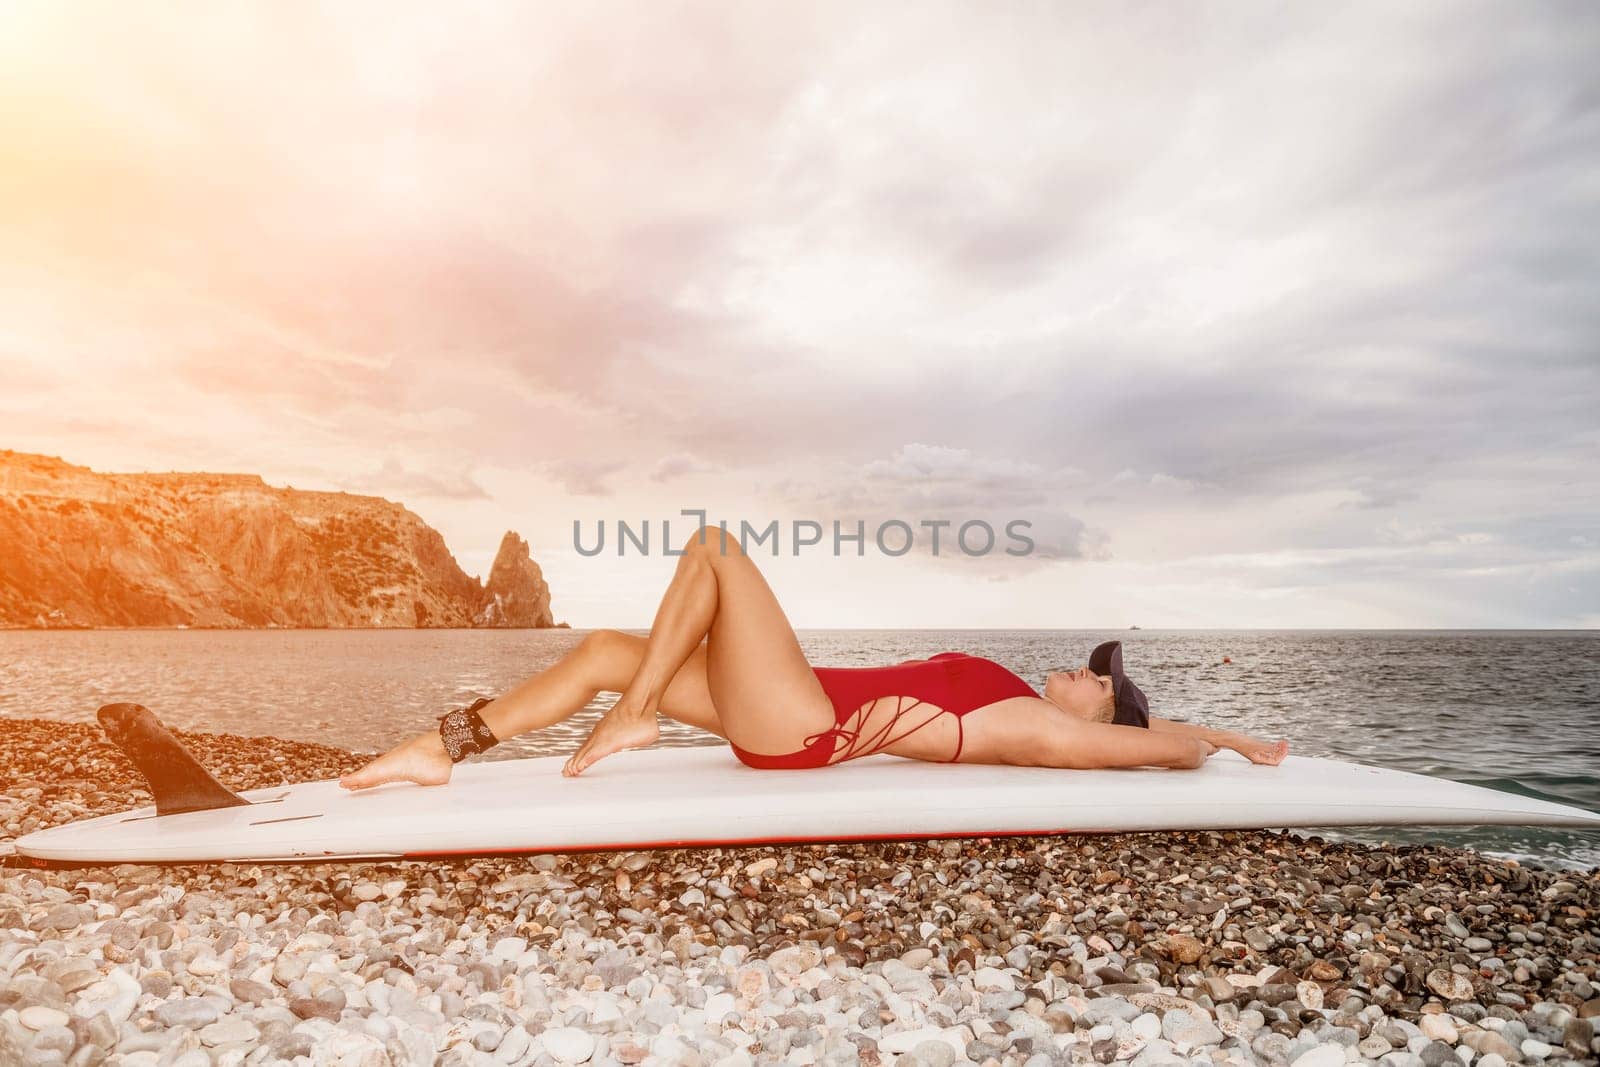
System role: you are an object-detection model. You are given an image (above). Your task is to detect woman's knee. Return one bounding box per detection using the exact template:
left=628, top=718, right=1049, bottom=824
left=577, top=628, right=634, bottom=660
left=681, top=525, right=746, bottom=559
left=575, top=629, right=642, bottom=687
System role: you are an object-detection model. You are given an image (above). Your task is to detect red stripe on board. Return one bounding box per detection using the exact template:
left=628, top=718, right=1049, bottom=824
left=12, top=825, right=1126, bottom=870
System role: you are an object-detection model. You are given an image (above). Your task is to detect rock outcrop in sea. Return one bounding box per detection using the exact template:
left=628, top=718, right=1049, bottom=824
left=0, top=450, right=563, bottom=629
left=473, top=532, right=555, bottom=628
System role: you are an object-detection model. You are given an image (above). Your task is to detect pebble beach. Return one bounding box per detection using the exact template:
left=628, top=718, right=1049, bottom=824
left=2, top=718, right=1596, bottom=1067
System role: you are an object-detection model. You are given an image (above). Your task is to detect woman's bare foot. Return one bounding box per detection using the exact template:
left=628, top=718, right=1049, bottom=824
left=1233, top=736, right=1290, bottom=766
left=339, top=731, right=454, bottom=791
left=563, top=705, right=660, bottom=778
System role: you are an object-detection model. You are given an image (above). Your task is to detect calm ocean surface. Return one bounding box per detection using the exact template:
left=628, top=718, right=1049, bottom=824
left=3, top=629, right=1596, bottom=873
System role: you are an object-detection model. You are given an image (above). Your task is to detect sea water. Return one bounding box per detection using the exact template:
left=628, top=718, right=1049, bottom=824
left=2, top=628, right=1596, bottom=872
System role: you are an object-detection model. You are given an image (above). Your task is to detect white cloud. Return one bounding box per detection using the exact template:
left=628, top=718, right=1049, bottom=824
left=1, top=1, right=1596, bottom=625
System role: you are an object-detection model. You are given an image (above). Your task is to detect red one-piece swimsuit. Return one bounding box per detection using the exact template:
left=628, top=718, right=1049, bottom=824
left=728, top=651, right=1039, bottom=770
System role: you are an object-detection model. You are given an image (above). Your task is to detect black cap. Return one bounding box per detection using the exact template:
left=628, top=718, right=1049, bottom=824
left=1087, top=640, right=1150, bottom=728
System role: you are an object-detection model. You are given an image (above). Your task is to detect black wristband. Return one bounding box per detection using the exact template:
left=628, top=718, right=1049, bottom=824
left=437, top=697, right=500, bottom=764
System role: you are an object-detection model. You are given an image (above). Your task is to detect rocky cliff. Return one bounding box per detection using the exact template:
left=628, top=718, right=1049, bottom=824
left=474, top=532, right=556, bottom=627
left=0, top=450, right=564, bottom=629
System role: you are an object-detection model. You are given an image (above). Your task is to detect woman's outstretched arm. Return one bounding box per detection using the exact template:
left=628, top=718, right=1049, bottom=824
left=1043, top=717, right=1213, bottom=770
left=1149, top=715, right=1290, bottom=766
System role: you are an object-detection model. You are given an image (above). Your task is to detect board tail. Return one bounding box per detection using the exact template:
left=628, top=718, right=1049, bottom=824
left=97, top=703, right=252, bottom=816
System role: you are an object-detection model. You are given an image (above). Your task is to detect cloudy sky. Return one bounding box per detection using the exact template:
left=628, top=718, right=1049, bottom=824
left=2, top=1, right=1596, bottom=628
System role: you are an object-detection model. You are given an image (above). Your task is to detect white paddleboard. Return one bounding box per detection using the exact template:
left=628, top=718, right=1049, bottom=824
left=15, top=744, right=1600, bottom=867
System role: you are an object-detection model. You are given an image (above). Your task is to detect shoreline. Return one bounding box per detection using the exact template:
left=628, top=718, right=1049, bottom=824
left=2, top=718, right=1597, bottom=1066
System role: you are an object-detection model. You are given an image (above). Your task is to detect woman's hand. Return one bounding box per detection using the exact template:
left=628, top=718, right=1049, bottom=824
left=1227, top=733, right=1290, bottom=766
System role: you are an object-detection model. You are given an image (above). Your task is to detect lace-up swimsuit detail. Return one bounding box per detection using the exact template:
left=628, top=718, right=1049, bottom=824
left=728, top=652, right=1038, bottom=770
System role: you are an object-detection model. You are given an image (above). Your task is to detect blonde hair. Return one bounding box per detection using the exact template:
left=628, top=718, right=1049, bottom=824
left=1088, top=689, right=1117, bottom=723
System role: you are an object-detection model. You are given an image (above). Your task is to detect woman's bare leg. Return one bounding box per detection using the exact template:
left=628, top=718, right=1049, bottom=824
left=562, top=526, right=721, bottom=776
left=564, top=525, right=835, bottom=777
left=339, top=631, right=723, bottom=791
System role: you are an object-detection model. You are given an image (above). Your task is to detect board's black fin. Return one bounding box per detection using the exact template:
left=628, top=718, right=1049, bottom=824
left=97, top=702, right=252, bottom=816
